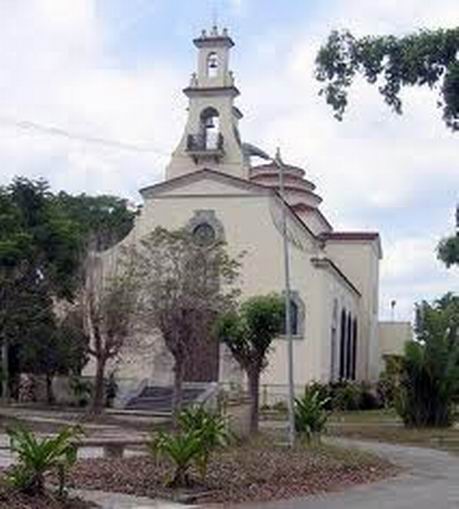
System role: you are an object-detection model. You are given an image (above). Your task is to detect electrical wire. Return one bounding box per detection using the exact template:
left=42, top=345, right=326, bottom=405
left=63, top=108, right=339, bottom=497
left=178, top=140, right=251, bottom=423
left=0, top=115, right=169, bottom=157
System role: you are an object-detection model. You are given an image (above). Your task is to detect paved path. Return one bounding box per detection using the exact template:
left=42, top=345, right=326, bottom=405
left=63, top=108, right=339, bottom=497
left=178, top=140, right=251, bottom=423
left=73, top=488, right=193, bottom=509
left=223, top=438, right=459, bottom=509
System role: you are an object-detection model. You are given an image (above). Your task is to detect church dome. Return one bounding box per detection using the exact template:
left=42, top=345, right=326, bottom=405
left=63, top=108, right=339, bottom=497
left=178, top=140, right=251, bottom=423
left=249, top=162, right=322, bottom=207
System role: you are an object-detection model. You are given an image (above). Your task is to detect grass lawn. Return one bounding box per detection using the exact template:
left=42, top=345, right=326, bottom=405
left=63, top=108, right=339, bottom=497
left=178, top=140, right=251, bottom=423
left=327, top=409, right=459, bottom=454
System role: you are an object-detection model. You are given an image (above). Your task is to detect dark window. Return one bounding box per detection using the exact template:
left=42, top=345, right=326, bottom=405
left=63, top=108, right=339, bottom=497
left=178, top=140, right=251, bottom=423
left=346, top=313, right=352, bottom=379
left=351, top=319, right=358, bottom=380
left=283, top=298, right=299, bottom=336
left=339, top=310, right=346, bottom=379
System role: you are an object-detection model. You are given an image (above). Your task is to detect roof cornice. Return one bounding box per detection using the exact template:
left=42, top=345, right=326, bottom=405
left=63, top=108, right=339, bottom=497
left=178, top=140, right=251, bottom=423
left=311, top=257, right=361, bottom=297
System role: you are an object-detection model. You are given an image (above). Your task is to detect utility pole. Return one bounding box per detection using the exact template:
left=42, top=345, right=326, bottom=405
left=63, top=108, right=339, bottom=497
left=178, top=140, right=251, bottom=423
left=275, top=147, right=296, bottom=447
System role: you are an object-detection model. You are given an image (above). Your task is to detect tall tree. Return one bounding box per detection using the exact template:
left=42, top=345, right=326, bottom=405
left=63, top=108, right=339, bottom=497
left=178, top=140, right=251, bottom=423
left=54, top=193, right=138, bottom=251
left=81, top=248, right=138, bottom=414
left=0, top=179, right=81, bottom=399
left=315, top=28, right=459, bottom=130
left=133, top=227, right=240, bottom=425
left=0, top=177, right=136, bottom=400
left=215, top=294, right=285, bottom=433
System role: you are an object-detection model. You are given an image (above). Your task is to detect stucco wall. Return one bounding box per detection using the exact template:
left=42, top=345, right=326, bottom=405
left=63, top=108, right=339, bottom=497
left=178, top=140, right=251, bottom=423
left=378, top=321, right=412, bottom=371
left=324, top=240, right=381, bottom=381
left=102, top=175, right=364, bottom=388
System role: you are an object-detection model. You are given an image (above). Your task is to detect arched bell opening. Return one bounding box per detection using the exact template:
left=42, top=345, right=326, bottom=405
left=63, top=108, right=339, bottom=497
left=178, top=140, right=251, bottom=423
left=207, top=52, right=219, bottom=78
left=200, top=107, right=220, bottom=150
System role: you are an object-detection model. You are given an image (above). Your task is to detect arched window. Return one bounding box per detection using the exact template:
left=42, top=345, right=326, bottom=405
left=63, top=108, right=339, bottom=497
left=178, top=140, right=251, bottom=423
left=339, top=309, right=346, bottom=379
left=330, top=299, right=338, bottom=381
left=346, top=313, right=353, bottom=379
left=207, top=52, right=219, bottom=78
left=200, top=107, right=220, bottom=150
left=351, top=318, right=358, bottom=380
left=282, top=291, right=305, bottom=338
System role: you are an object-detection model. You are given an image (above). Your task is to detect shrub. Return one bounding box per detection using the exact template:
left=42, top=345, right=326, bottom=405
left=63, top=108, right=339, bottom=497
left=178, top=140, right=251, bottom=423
left=149, top=406, right=230, bottom=486
left=332, top=382, right=362, bottom=411
left=294, top=389, right=330, bottom=442
left=395, top=295, right=459, bottom=427
left=149, top=429, right=204, bottom=487
left=7, top=426, right=81, bottom=496
left=70, top=376, right=92, bottom=407
left=179, top=406, right=230, bottom=478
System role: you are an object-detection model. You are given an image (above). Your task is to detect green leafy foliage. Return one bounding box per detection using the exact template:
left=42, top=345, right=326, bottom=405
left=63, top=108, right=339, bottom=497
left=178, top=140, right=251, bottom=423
left=396, top=294, right=459, bottom=427
left=294, top=389, right=330, bottom=442
left=70, top=376, right=93, bottom=407
left=7, top=426, right=81, bottom=495
left=150, top=430, right=203, bottom=488
left=215, top=294, right=285, bottom=433
left=316, top=28, right=459, bottom=130
left=437, top=234, right=459, bottom=267
left=54, top=192, right=137, bottom=251
left=0, top=177, right=134, bottom=397
left=179, top=406, right=230, bottom=478
left=149, top=406, right=229, bottom=487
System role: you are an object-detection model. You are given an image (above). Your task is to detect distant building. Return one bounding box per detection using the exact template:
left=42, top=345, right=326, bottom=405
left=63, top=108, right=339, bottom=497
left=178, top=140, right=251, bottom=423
left=99, top=27, right=410, bottom=398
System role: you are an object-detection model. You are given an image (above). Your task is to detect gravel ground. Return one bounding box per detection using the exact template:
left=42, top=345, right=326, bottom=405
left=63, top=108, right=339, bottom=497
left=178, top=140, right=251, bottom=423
left=65, top=441, right=397, bottom=505
left=0, top=486, right=96, bottom=508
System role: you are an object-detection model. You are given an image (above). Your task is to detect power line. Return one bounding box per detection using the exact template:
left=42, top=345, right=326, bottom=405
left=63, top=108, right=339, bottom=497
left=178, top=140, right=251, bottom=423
left=0, top=115, right=169, bottom=157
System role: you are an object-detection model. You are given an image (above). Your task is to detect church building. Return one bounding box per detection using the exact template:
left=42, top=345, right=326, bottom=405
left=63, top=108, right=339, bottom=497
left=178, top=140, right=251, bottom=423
left=106, top=27, right=410, bottom=399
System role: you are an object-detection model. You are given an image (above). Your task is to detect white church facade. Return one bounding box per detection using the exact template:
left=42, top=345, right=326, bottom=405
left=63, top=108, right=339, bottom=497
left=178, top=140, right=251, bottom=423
left=106, top=27, right=410, bottom=396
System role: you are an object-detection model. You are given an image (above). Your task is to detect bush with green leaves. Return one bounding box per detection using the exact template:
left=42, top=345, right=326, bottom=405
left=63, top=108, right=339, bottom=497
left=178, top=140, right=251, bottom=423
left=7, top=426, right=81, bottom=496
left=294, top=389, right=330, bottom=442
left=149, top=406, right=230, bottom=487
left=396, top=294, right=459, bottom=427
left=149, top=429, right=204, bottom=487
left=331, top=382, right=362, bottom=411
left=70, top=376, right=92, bottom=407
left=179, top=406, right=230, bottom=479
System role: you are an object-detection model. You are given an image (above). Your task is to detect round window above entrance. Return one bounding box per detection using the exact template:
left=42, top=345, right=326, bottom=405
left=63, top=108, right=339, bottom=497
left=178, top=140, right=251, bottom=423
left=192, top=222, right=216, bottom=246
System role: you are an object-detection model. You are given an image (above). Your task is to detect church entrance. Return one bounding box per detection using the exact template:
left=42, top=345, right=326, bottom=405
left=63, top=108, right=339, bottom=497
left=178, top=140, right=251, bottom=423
left=183, top=329, right=220, bottom=382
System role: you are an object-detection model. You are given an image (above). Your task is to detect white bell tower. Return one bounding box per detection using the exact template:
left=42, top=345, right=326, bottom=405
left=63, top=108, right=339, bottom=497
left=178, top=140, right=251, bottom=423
left=165, top=26, right=246, bottom=180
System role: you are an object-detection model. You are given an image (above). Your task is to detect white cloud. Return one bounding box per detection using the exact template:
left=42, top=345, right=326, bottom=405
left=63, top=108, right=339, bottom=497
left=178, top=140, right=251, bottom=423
left=0, top=0, right=457, bottom=323
left=0, top=0, right=181, bottom=198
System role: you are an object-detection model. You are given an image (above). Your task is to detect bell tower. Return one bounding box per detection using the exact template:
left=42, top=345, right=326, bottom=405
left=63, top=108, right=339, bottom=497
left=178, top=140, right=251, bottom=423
left=165, top=26, right=246, bottom=180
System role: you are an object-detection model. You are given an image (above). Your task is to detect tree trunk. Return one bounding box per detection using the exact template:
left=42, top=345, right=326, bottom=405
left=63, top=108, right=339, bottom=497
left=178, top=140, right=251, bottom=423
left=247, top=368, right=260, bottom=434
left=172, top=356, right=184, bottom=429
left=90, top=356, right=106, bottom=415
left=45, top=373, right=55, bottom=405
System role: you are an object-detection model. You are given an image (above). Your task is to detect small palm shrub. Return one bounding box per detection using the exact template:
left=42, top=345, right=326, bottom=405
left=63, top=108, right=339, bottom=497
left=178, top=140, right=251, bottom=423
left=149, top=429, right=204, bottom=487
left=180, top=406, right=230, bottom=478
left=150, top=406, right=230, bottom=486
left=294, top=390, right=330, bottom=443
left=7, top=426, right=81, bottom=495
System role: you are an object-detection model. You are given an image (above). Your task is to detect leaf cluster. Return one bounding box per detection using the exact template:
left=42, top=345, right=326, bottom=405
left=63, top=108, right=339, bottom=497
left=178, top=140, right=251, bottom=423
left=294, top=389, right=330, bottom=442
left=215, top=294, right=285, bottom=373
left=397, top=293, right=459, bottom=427
left=149, top=406, right=229, bottom=487
left=7, top=426, right=82, bottom=496
left=316, top=28, right=459, bottom=130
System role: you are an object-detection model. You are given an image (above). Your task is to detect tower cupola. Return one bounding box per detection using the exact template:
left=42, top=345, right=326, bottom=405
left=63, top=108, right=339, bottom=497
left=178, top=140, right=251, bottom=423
left=165, top=27, right=246, bottom=180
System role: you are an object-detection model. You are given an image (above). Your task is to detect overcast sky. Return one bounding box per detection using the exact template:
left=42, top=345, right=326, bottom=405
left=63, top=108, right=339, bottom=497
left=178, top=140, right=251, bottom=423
left=0, top=0, right=458, bottom=321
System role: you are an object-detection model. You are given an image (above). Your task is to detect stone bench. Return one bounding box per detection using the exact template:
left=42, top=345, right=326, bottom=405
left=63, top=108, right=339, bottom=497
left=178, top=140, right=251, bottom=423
left=72, top=438, right=150, bottom=459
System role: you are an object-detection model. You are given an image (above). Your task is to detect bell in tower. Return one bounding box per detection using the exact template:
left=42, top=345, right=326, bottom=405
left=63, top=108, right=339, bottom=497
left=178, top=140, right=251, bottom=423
left=165, top=27, right=247, bottom=180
